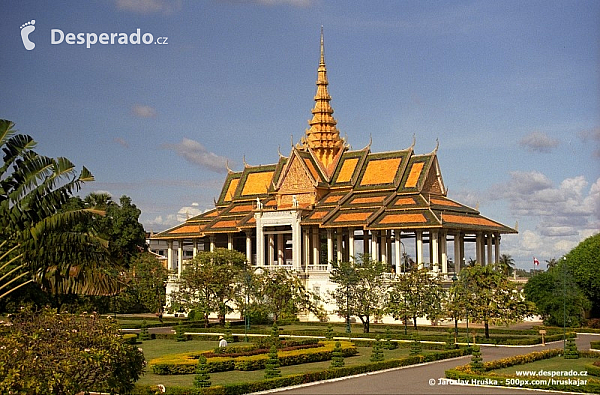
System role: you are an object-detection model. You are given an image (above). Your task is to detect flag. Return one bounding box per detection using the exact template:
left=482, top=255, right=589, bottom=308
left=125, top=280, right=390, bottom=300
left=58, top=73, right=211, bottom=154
left=533, top=257, right=540, bottom=266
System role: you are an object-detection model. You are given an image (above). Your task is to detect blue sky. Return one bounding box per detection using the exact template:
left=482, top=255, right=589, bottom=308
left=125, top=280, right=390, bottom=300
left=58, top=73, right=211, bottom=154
left=2, top=0, right=599, bottom=269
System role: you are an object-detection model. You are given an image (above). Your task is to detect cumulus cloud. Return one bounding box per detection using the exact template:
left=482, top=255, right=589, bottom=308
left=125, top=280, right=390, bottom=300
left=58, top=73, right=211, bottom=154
left=162, top=138, right=230, bottom=173
left=519, top=131, right=560, bottom=153
left=115, top=0, right=182, bottom=14
left=131, top=104, right=157, bottom=118
left=177, top=203, right=203, bottom=222
left=491, top=171, right=600, bottom=264
left=578, top=127, right=600, bottom=158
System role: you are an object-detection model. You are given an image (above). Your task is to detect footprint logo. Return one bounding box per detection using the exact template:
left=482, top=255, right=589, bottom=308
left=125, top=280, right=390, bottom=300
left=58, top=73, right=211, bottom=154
left=20, top=20, right=36, bottom=51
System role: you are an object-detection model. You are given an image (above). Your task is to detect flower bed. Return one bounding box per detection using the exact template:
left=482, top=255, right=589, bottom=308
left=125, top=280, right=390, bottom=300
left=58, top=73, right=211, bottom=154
left=149, top=341, right=357, bottom=375
left=445, top=349, right=600, bottom=394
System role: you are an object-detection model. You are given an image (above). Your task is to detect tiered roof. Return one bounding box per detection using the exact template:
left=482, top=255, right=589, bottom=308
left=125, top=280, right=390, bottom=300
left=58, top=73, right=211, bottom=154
left=154, top=31, right=515, bottom=240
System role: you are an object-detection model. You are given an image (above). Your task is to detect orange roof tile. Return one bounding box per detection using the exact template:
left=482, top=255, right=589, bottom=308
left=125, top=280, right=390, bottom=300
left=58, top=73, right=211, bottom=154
left=337, top=157, right=359, bottom=183
left=224, top=178, right=239, bottom=202
left=405, top=162, right=424, bottom=188
left=351, top=196, right=386, bottom=205
left=303, top=157, right=321, bottom=181
left=333, top=211, right=372, bottom=223
left=324, top=194, right=343, bottom=203
left=229, top=204, right=254, bottom=213
left=379, top=213, right=427, bottom=224
left=210, top=220, right=239, bottom=229
left=443, top=214, right=501, bottom=227
left=309, top=211, right=328, bottom=219
left=431, top=198, right=460, bottom=207
left=360, top=158, right=401, bottom=186
left=241, top=171, right=274, bottom=195
left=171, top=225, right=202, bottom=234
left=394, top=197, right=416, bottom=206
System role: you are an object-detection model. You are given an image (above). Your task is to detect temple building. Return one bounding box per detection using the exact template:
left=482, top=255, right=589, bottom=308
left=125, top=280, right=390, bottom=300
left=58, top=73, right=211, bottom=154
left=152, top=30, right=516, bottom=317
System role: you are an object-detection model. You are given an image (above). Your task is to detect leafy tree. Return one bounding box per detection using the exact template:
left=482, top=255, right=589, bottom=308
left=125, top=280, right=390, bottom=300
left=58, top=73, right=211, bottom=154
left=254, top=267, right=323, bottom=323
left=564, top=233, right=600, bottom=316
left=0, top=307, right=144, bottom=394
left=524, top=261, right=590, bottom=327
left=455, top=264, right=531, bottom=338
left=386, top=267, right=445, bottom=330
left=173, top=248, right=247, bottom=327
left=0, top=120, right=119, bottom=303
left=329, top=254, right=387, bottom=333
left=113, top=252, right=168, bottom=314
left=496, top=254, right=515, bottom=276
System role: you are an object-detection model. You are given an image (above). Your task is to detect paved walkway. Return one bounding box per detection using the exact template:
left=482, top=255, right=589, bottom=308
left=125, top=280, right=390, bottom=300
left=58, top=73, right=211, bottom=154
left=268, top=334, right=599, bottom=395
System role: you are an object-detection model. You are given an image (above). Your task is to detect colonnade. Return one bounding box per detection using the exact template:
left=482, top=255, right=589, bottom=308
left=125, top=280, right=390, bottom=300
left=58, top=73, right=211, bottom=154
left=163, top=226, right=501, bottom=279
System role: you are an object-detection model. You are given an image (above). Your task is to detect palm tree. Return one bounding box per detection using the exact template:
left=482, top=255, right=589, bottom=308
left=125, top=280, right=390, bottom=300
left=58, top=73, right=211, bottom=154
left=496, top=254, right=516, bottom=276
left=546, top=258, right=558, bottom=269
left=0, top=119, right=123, bottom=301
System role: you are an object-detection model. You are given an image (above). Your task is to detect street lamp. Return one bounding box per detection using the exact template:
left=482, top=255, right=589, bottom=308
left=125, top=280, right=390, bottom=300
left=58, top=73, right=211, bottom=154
left=244, top=271, right=252, bottom=343
left=452, top=273, right=458, bottom=346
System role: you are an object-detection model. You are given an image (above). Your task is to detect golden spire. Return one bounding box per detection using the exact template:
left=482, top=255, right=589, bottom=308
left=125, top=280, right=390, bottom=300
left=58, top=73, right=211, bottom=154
left=300, top=27, right=344, bottom=171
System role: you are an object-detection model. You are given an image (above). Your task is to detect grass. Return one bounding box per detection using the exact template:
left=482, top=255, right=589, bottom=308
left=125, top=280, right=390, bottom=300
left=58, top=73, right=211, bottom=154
left=492, top=356, right=597, bottom=376
left=136, top=339, right=429, bottom=388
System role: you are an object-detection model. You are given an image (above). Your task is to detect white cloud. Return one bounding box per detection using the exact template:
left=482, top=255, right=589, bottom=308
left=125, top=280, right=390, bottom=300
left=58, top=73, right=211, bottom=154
left=578, top=127, right=600, bottom=158
left=131, top=104, right=157, bottom=118
left=519, top=131, right=560, bottom=153
left=491, top=172, right=600, bottom=266
left=177, top=203, right=203, bottom=222
left=162, top=138, right=231, bottom=173
left=115, top=0, right=182, bottom=14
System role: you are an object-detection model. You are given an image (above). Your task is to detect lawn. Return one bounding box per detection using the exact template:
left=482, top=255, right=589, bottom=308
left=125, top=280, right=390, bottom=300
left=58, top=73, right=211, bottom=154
left=492, top=356, right=597, bottom=376
left=136, top=339, right=427, bottom=388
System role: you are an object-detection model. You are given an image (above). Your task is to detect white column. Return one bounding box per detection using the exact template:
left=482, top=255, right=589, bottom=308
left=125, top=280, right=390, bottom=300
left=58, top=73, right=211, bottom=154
left=348, top=227, right=355, bottom=261
left=245, top=231, right=252, bottom=264
left=487, top=233, right=493, bottom=265
left=441, top=231, right=448, bottom=274
left=228, top=233, right=233, bottom=251
left=476, top=232, right=483, bottom=264
left=327, top=229, right=334, bottom=264
left=312, top=228, right=320, bottom=265
left=277, top=233, right=284, bottom=265
left=431, top=231, right=439, bottom=273
left=380, top=231, right=387, bottom=264
left=268, top=234, right=275, bottom=266
left=416, top=230, right=423, bottom=269
left=210, top=236, right=215, bottom=252
left=177, top=240, right=183, bottom=278
left=336, top=229, right=343, bottom=262
left=394, top=230, right=401, bottom=274
left=363, top=230, right=369, bottom=257
left=303, top=228, right=310, bottom=268
left=453, top=232, right=461, bottom=274
left=167, top=240, right=174, bottom=272
left=495, top=233, right=501, bottom=264
left=255, top=213, right=264, bottom=266
left=192, top=239, right=198, bottom=257
left=371, top=230, right=378, bottom=262
left=292, top=213, right=302, bottom=271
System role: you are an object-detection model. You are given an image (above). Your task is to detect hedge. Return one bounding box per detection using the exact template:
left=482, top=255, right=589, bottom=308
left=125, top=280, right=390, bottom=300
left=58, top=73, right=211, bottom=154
left=445, top=349, right=600, bottom=394
left=591, top=341, right=600, bottom=350
left=149, top=341, right=357, bottom=375
left=135, top=348, right=470, bottom=395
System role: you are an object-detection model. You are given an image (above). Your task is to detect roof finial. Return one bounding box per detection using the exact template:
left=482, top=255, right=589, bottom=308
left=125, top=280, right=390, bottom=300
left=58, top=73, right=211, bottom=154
left=320, top=25, right=325, bottom=66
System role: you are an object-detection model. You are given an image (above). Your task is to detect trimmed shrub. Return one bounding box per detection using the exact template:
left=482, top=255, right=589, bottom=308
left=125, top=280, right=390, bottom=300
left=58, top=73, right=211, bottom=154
left=123, top=333, right=138, bottom=344
left=193, top=356, right=211, bottom=388
left=565, top=337, right=579, bottom=359
left=370, top=337, right=384, bottom=362
left=264, top=345, right=281, bottom=379
left=330, top=341, right=345, bottom=368
left=139, top=320, right=150, bottom=341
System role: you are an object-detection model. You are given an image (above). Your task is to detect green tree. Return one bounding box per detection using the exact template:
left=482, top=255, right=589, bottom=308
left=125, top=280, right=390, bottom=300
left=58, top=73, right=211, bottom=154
left=173, top=248, right=247, bottom=327
left=329, top=254, right=387, bottom=333
left=330, top=341, right=345, bottom=368
left=386, top=268, right=445, bottom=330
left=0, top=307, right=144, bottom=394
left=264, top=345, right=281, bottom=379
left=0, top=120, right=119, bottom=303
left=564, top=234, right=600, bottom=316
left=193, top=355, right=211, bottom=388
left=370, top=336, right=384, bottom=362
left=254, top=267, right=323, bottom=323
left=456, top=264, right=531, bottom=338
left=496, top=254, right=515, bottom=276
left=524, top=261, right=590, bottom=327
